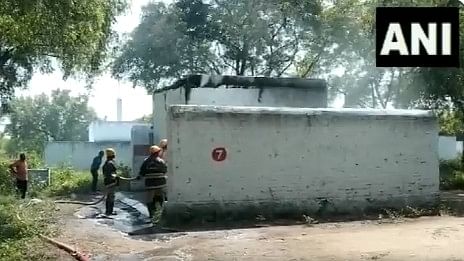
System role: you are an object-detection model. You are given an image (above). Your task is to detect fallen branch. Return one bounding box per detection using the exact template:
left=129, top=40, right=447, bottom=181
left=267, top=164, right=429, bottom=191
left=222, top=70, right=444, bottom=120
left=39, top=235, right=90, bottom=261
left=16, top=202, right=91, bottom=261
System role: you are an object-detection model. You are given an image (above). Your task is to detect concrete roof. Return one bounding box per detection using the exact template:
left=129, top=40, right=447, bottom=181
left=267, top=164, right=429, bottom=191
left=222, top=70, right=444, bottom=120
left=169, top=105, right=436, bottom=118
left=153, top=74, right=327, bottom=94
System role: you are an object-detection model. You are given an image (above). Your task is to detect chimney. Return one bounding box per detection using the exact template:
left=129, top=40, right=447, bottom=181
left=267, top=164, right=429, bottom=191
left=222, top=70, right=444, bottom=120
left=117, top=98, right=122, bottom=121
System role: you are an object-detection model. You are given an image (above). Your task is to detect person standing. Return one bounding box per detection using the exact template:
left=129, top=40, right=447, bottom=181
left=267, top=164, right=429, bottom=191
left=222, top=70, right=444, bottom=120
left=9, top=153, right=28, bottom=199
left=90, top=151, right=104, bottom=193
left=138, top=145, right=167, bottom=218
left=102, top=148, right=118, bottom=216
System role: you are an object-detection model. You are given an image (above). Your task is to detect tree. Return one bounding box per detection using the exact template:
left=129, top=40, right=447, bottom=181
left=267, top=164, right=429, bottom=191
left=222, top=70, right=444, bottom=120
left=0, top=0, right=128, bottom=100
left=112, top=2, right=216, bottom=91
left=297, top=0, right=458, bottom=109
left=5, top=89, right=97, bottom=154
left=112, top=0, right=323, bottom=88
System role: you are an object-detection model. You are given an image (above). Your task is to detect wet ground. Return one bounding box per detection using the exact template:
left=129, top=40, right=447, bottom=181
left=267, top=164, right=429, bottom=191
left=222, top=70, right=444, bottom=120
left=51, top=191, right=464, bottom=261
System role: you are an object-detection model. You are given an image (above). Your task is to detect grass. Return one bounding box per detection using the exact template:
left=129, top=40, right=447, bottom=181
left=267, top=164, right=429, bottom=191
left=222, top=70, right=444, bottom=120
left=0, top=195, right=61, bottom=261
left=0, top=156, right=92, bottom=260
left=41, top=167, right=92, bottom=198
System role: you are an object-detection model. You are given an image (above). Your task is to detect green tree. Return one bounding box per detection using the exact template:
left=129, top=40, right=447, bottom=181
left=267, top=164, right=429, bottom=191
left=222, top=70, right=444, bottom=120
left=309, top=0, right=462, bottom=109
left=0, top=0, right=128, bottom=100
left=112, top=0, right=323, bottom=88
left=5, top=89, right=97, bottom=154
left=112, top=2, right=216, bottom=91
left=439, top=110, right=464, bottom=136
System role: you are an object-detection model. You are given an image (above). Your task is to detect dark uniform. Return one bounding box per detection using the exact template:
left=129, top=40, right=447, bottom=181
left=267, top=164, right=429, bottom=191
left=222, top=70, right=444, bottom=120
left=102, top=159, right=118, bottom=215
left=139, top=155, right=167, bottom=217
left=90, top=153, right=103, bottom=192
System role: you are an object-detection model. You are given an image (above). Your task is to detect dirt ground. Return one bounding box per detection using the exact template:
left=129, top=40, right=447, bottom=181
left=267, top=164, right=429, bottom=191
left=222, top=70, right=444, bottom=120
left=50, top=203, right=464, bottom=261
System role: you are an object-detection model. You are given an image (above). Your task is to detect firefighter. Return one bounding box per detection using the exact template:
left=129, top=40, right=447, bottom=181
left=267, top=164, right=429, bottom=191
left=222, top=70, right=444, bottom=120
left=137, top=145, right=167, bottom=218
left=159, top=139, right=168, bottom=161
left=102, top=148, right=119, bottom=216
left=90, top=150, right=104, bottom=193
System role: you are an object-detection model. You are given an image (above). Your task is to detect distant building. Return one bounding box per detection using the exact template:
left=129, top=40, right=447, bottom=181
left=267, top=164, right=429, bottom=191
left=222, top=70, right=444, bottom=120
left=88, top=120, right=149, bottom=142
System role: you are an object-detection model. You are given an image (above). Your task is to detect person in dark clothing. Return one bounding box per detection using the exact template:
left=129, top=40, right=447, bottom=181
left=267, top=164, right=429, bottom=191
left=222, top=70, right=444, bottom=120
left=90, top=151, right=104, bottom=193
left=9, top=153, right=28, bottom=199
left=102, top=148, right=118, bottom=216
left=137, top=145, right=167, bottom=218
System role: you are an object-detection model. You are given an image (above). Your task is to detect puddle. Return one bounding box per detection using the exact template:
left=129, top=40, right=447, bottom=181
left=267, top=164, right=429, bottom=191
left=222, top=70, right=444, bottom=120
left=74, top=192, right=155, bottom=234
left=92, top=253, right=146, bottom=261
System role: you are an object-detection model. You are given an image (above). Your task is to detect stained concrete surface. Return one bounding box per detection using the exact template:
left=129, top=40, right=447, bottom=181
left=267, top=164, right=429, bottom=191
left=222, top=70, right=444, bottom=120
left=73, top=192, right=154, bottom=234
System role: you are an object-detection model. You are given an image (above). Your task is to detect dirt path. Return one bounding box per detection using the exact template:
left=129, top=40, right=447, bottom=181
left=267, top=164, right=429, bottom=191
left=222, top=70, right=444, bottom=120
left=52, top=204, right=464, bottom=261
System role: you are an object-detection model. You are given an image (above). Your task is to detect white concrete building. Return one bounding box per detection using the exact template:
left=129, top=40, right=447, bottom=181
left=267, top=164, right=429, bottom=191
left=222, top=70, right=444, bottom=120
left=164, top=105, right=439, bottom=223
left=88, top=120, right=149, bottom=142
left=153, top=75, right=328, bottom=140
left=45, top=121, right=152, bottom=171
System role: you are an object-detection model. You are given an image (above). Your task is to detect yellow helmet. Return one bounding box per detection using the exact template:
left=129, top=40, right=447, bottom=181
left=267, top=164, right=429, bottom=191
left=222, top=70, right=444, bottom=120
left=159, top=139, right=168, bottom=148
left=149, top=145, right=161, bottom=155
left=105, top=148, right=115, bottom=157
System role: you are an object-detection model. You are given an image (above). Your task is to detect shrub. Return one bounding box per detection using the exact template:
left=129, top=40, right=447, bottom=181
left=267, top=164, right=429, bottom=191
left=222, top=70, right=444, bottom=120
left=0, top=195, right=57, bottom=260
left=440, top=158, right=464, bottom=190
left=117, top=162, right=132, bottom=178
left=42, top=167, right=91, bottom=197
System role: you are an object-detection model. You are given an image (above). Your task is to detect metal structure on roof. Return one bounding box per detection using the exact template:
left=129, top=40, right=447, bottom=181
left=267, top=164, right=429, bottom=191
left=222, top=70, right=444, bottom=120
left=152, top=74, right=327, bottom=94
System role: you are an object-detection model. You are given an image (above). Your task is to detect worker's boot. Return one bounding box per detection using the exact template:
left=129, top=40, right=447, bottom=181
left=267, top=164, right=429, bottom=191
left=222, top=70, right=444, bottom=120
left=151, top=202, right=158, bottom=218
left=155, top=195, right=164, bottom=208
left=105, top=201, right=115, bottom=216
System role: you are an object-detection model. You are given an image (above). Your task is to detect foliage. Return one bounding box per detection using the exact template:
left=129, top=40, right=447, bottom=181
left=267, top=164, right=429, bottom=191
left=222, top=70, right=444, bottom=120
left=0, top=155, right=14, bottom=194
left=440, top=158, right=464, bottom=190
left=0, top=0, right=128, bottom=100
left=42, top=167, right=91, bottom=197
left=112, top=2, right=215, bottom=90
left=112, top=0, right=464, bottom=116
left=117, top=162, right=132, bottom=178
left=5, top=89, right=97, bottom=155
left=112, top=0, right=323, bottom=89
left=0, top=152, right=91, bottom=260
left=439, top=110, right=464, bottom=136
left=0, top=195, right=60, bottom=260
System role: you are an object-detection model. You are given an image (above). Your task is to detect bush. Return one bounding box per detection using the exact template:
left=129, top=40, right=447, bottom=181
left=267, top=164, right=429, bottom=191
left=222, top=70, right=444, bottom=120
left=42, top=167, right=91, bottom=197
left=440, top=158, right=464, bottom=190
left=0, top=195, right=58, bottom=260
left=117, top=162, right=132, bottom=178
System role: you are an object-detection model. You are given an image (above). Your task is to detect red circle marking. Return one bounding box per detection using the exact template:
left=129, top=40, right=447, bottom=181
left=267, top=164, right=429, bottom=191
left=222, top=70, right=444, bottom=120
left=212, top=147, right=227, bottom=162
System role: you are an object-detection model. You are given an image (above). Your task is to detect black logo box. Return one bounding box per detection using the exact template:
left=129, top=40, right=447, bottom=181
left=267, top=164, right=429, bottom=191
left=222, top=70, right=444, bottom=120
left=376, top=7, right=460, bottom=68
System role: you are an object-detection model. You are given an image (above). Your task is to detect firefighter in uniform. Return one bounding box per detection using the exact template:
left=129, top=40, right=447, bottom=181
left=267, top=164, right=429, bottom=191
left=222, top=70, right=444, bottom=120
left=137, top=145, right=167, bottom=218
left=102, top=148, right=119, bottom=216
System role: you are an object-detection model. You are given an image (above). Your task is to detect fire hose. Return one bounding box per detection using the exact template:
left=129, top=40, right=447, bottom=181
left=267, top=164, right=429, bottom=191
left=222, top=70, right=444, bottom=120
left=53, top=176, right=139, bottom=205
left=14, top=175, right=169, bottom=260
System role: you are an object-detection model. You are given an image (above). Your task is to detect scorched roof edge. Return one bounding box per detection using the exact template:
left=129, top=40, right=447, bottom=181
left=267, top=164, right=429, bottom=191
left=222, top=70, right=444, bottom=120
left=152, top=74, right=327, bottom=94
left=169, top=105, right=436, bottom=118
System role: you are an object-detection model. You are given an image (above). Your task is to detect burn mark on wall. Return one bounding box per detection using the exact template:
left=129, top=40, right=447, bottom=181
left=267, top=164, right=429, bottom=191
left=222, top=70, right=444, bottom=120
left=163, top=93, right=168, bottom=111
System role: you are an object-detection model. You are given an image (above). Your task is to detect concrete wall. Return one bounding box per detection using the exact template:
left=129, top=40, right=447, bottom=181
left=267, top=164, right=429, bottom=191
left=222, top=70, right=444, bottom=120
left=164, top=105, right=439, bottom=222
left=44, top=141, right=132, bottom=170
left=154, top=86, right=328, bottom=140
left=439, top=136, right=460, bottom=160
left=88, top=121, right=150, bottom=142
